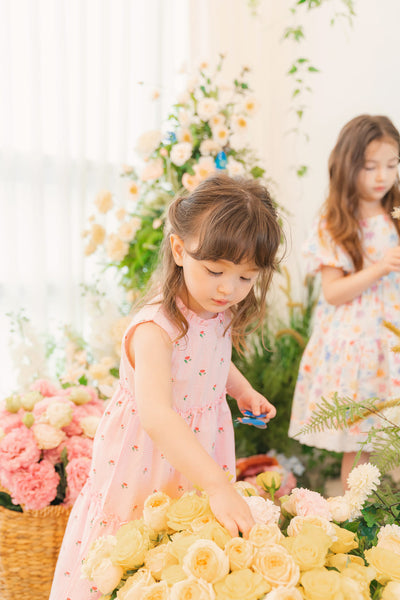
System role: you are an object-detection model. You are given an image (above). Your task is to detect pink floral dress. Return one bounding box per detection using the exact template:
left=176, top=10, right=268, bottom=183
left=289, top=214, right=400, bottom=452
left=50, top=298, right=235, bottom=600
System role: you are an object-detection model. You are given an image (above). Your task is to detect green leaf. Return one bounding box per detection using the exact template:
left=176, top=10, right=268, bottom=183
left=110, top=367, right=119, bottom=378
left=250, top=166, right=265, bottom=179
left=308, top=66, right=320, bottom=72
left=288, top=65, right=298, bottom=75
left=0, top=491, right=23, bottom=512
left=78, top=374, right=88, bottom=386
left=296, top=165, right=308, bottom=177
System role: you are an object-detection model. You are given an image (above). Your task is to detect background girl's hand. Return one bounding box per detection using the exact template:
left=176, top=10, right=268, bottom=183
left=237, top=389, right=276, bottom=420
left=379, top=246, right=400, bottom=276
left=207, top=483, right=255, bottom=538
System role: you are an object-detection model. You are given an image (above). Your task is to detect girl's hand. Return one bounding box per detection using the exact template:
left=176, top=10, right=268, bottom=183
left=237, top=389, right=276, bottom=420
left=379, top=246, right=400, bottom=276
left=207, top=483, right=255, bottom=538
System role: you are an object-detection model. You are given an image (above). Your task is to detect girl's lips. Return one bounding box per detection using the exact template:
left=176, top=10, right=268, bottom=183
left=213, top=299, right=229, bottom=305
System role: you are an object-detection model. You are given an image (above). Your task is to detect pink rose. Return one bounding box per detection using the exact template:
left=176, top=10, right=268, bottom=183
left=284, top=488, right=332, bottom=520
left=0, top=426, right=41, bottom=472
left=64, top=457, right=91, bottom=505
left=64, top=435, right=93, bottom=461
left=10, top=459, right=60, bottom=510
left=30, top=379, right=61, bottom=397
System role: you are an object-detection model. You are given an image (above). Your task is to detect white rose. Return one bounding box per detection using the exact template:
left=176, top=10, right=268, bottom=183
left=170, top=142, right=192, bottom=167
left=143, top=491, right=172, bottom=532
left=32, top=423, right=66, bottom=449
left=326, top=495, right=352, bottom=522
left=80, top=416, right=101, bottom=438
left=136, top=130, right=162, bottom=158
left=117, top=569, right=155, bottom=600
left=140, top=158, right=164, bottom=182
left=92, top=557, right=123, bottom=594
left=46, top=402, right=73, bottom=429
left=244, top=495, right=281, bottom=525
left=382, top=581, right=400, bottom=600
left=82, top=535, right=117, bottom=580
left=377, top=524, right=400, bottom=555
left=197, top=98, right=219, bottom=121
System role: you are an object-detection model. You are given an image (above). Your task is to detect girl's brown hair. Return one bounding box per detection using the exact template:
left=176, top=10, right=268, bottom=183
left=324, top=114, right=400, bottom=270
left=147, top=173, right=282, bottom=352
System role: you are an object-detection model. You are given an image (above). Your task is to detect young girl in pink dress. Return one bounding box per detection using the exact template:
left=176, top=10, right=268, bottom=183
left=289, top=115, right=400, bottom=489
left=50, top=173, right=282, bottom=599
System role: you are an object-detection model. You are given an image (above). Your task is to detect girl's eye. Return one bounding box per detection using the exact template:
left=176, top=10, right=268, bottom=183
left=240, top=276, right=251, bottom=282
left=206, top=267, right=222, bottom=276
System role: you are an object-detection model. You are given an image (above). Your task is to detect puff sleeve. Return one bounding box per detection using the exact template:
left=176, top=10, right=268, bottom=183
left=302, top=217, right=354, bottom=275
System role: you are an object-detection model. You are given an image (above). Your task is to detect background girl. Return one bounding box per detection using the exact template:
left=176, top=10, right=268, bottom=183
left=50, top=173, right=282, bottom=600
left=289, top=114, right=400, bottom=490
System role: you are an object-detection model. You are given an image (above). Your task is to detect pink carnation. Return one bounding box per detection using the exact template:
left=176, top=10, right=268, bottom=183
left=0, top=427, right=41, bottom=472
left=10, top=460, right=59, bottom=510
left=42, top=441, right=67, bottom=465
left=62, top=412, right=84, bottom=436
left=64, top=435, right=93, bottom=461
left=0, top=410, right=23, bottom=434
left=286, top=488, right=332, bottom=520
left=64, top=457, right=91, bottom=506
left=30, top=379, right=60, bottom=397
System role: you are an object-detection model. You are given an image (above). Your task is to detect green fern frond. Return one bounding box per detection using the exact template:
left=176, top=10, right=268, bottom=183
left=368, top=427, right=400, bottom=473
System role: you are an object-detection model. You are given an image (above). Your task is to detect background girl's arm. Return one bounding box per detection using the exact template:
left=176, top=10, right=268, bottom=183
left=227, top=361, right=276, bottom=419
left=129, top=322, right=255, bottom=537
left=321, top=245, right=400, bottom=306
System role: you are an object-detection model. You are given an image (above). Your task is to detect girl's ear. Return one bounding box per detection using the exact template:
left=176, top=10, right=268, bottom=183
left=170, top=234, right=185, bottom=266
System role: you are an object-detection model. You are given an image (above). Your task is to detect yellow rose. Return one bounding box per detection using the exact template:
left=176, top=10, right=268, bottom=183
left=82, top=535, right=116, bottom=581
left=287, top=515, right=337, bottom=541
left=252, top=543, right=300, bottom=588
left=381, top=581, right=400, bottom=600
left=329, top=523, right=359, bottom=554
left=256, top=470, right=282, bottom=492
left=182, top=539, right=229, bottom=583
left=160, top=564, right=187, bottom=586
left=91, top=558, right=123, bottom=595
left=143, top=492, right=172, bottom=532
left=214, top=568, right=270, bottom=600
left=141, top=581, right=169, bottom=600
left=326, top=553, right=365, bottom=571
left=194, top=520, right=232, bottom=549
left=233, top=481, right=259, bottom=497
left=341, top=565, right=376, bottom=599
left=225, top=537, right=254, bottom=571
left=263, top=588, right=303, bottom=599
left=282, top=523, right=331, bottom=571
left=116, top=569, right=155, bottom=600
left=167, top=531, right=201, bottom=563
left=248, top=523, right=283, bottom=548
left=365, top=546, right=400, bottom=583
left=170, top=576, right=215, bottom=599
left=144, top=544, right=177, bottom=580
left=167, top=492, right=212, bottom=531
left=111, top=521, right=150, bottom=569
left=191, top=514, right=217, bottom=531
left=300, top=567, right=342, bottom=600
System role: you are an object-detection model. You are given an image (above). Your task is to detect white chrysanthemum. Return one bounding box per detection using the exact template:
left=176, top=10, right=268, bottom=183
left=170, top=142, right=192, bottom=166
left=136, top=130, right=162, bottom=158
left=227, top=156, right=245, bottom=177
left=177, top=127, right=193, bottom=144
left=197, top=97, right=219, bottom=121
left=244, top=495, right=281, bottom=525
left=347, top=463, right=381, bottom=503
left=231, top=114, right=249, bottom=134
left=177, top=108, right=192, bottom=127
left=199, top=139, right=221, bottom=157
left=229, top=132, right=246, bottom=152
left=193, top=157, right=216, bottom=180
left=209, top=113, right=225, bottom=128
left=212, top=125, right=229, bottom=145
left=240, top=96, right=258, bottom=116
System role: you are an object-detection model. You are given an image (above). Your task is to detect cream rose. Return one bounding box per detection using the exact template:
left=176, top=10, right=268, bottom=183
left=225, top=537, right=254, bottom=571
left=170, top=576, right=215, bottom=600
left=329, top=523, right=359, bottom=554
left=381, top=581, right=400, bottom=600
left=341, top=564, right=376, bottom=598
left=325, top=553, right=365, bottom=571
left=81, top=535, right=116, bottom=581
left=46, top=401, right=73, bottom=428
left=144, top=544, right=177, bottom=579
left=194, top=520, right=231, bottom=549
left=166, top=491, right=211, bottom=531
left=168, top=531, right=201, bottom=564
left=377, top=524, right=400, bottom=555
left=118, top=218, right=142, bottom=243
left=136, top=130, right=162, bottom=158
left=233, top=481, right=258, bottom=497
left=365, top=546, right=400, bottom=583
left=111, top=521, right=150, bottom=569
left=248, top=523, right=283, bottom=548
left=140, top=158, right=164, bottom=182
left=91, top=557, right=123, bottom=595
left=32, top=423, right=66, bottom=449
left=80, top=416, right=101, bottom=438
left=116, top=569, right=154, bottom=600
left=213, top=568, right=270, bottom=600
left=182, top=539, right=229, bottom=583
left=68, top=387, right=92, bottom=405
left=160, top=564, right=187, bottom=586
left=287, top=516, right=337, bottom=541
left=282, top=523, right=331, bottom=571
left=326, top=494, right=352, bottom=522
left=300, top=567, right=342, bottom=600
left=140, top=581, right=169, bottom=599
left=264, top=587, right=303, bottom=600
left=143, top=491, right=172, bottom=532
left=252, top=544, right=300, bottom=588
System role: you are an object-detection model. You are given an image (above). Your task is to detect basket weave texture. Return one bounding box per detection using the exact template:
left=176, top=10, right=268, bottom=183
left=0, top=502, right=71, bottom=600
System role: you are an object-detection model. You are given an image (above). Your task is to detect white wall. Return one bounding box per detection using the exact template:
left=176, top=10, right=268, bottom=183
left=189, top=0, right=400, bottom=285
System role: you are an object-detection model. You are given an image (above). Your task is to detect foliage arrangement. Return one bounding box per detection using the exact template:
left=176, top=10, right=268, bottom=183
left=84, top=55, right=272, bottom=292
left=0, top=380, right=104, bottom=511
left=81, top=464, right=400, bottom=600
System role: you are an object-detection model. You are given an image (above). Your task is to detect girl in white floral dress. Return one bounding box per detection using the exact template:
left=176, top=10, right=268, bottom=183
left=50, top=174, right=282, bottom=600
left=289, top=115, right=400, bottom=490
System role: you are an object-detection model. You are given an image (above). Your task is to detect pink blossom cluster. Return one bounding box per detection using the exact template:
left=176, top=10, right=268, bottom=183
left=0, top=379, right=104, bottom=511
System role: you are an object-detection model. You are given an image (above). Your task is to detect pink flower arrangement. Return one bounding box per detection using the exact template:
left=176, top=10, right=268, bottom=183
left=0, top=380, right=104, bottom=511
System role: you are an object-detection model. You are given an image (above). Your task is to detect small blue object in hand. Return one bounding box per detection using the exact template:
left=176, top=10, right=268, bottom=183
left=236, top=410, right=269, bottom=429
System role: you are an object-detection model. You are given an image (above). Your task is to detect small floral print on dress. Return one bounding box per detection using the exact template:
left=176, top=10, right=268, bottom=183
left=121, top=482, right=128, bottom=488
left=194, top=427, right=200, bottom=433
left=212, top=384, right=216, bottom=391
left=218, top=427, right=224, bottom=433
left=105, top=410, right=111, bottom=416
left=184, top=356, right=191, bottom=363
left=220, top=357, right=224, bottom=365
left=64, top=571, right=71, bottom=577
left=99, top=519, right=108, bottom=527
left=183, top=394, right=188, bottom=401
left=132, top=445, right=139, bottom=451
left=108, top=460, right=115, bottom=466
left=116, top=400, right=122, bottom=407
left=199, top=369, right=206, bottom=376
left=222, top=464, right=229, bottom=471
left=200, top=330, right=205, bottom=337
left=131, top=408, right=136, bottom=414
left=120, top=423, right=125, bottom=430
left=90, top=587, right=98, bottom=594
left=143, top=467, right=148, bottom=474
left=100, top=434, right=104, bottom=440
left=178, top=485, right=184, bottom=492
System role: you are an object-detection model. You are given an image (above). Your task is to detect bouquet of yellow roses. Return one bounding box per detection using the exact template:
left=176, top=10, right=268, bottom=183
left=82, top=463, right=400, bottom=600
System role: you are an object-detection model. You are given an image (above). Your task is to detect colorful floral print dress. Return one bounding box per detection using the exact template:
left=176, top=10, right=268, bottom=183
left=289, top=213, right=400, bottom=452
left=50, top=298, right=235, bottom=600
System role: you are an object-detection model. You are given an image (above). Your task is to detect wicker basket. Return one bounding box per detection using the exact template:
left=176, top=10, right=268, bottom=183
left=0, top=502, right=71, bottom=600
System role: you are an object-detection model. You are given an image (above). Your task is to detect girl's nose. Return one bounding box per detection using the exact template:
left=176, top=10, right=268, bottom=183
left=217, top=279, right=234, bottom=295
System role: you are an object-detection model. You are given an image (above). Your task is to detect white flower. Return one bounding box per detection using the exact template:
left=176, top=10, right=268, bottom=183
left=212, top=124, right=229, bottom=145
left=177, top=127, right=193, bottom=144
left=193, top=157, right=216, bottom=181
left=91, top=558, right=123, bottom=595
left=229, top=132, right=246, bottom=152
left=227, top=156, right=245, bottom=177
left=177, top=108, right=192, bottom=127
left=240, top=96, right=258, bottom=115
left=182, top=539, right=229, bottom=583
left=209, top=113, right=225, bottom=128
left=170, top=577, right=216, bottom=600
left=233, top=481, right=259, bottom=497
left=140, top=158, right=164, bottom=182
left=170, top=142, right=192, bottom=166
left=136, top=130, right=162, bottom=159
left=244, top=495, right=281, bottom=525
left=80, top=416, right=101, bottom=438
left=81, top=535, right=117, bottom=581
left=381, top=581, right=400, bottom=600
left=46, top=401, right=73, bottom=429
left=231, top=113, right=249, bottom=134
left=197, top=98, right=219, bottom=121
left=347, top=463, right=381, bottom=503
left=199, top=139, right=221, bottom=157
left=105, top=234, right=129, bottom=262
left=326, top=494, right=352, bottom=522
left=177, top=90, right=190, bottom=105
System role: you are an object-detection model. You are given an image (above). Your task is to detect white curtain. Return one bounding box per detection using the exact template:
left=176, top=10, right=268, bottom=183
left=0, top=0, right=190, bottom=395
